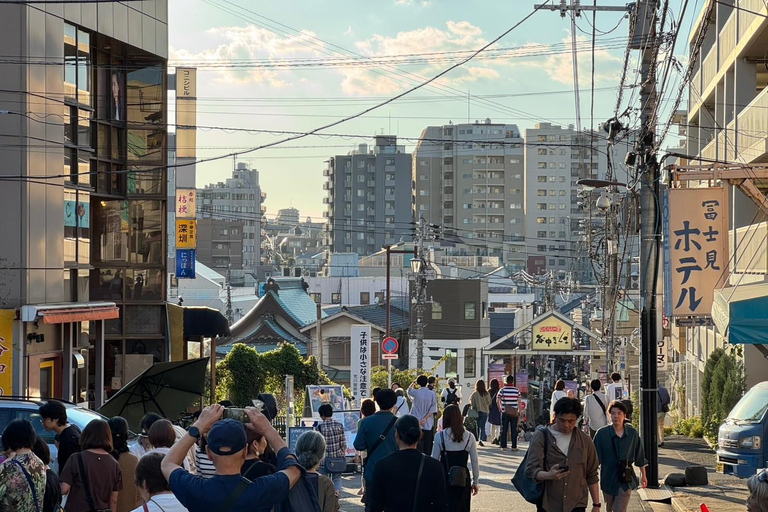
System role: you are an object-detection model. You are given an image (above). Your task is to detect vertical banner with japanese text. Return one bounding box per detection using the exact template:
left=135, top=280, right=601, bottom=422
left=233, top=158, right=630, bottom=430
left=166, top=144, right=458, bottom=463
left=668, top=187, right=729, bottom=316
left=350, top=325, right=371, bottom=406
left=0, top=310, right=14, bottom=396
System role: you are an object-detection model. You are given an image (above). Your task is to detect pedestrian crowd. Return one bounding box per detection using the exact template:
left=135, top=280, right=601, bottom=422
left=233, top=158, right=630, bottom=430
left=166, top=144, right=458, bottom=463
left=0, top=374, right=710, bottom=512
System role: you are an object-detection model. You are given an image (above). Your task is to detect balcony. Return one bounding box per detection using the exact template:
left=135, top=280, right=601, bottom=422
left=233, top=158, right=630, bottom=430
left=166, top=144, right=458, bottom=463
left=719, top=14, right=737, bottom=66
left=322, top=197, right=330, bottom=204
left=736, top=85, right=768, bottom=162
left=701, top=46, right=717, bottom=98
left=701, top=137, right=717, bottom=161
left=367, top=208, right=376, bottom=216
left=729, top=221, right=768, bottom=285
left=323, top=168, right=332, bottom=177
left=323, top=182, right=330, bottom=190
left=690, top=69, right=701, bottom=105
left=367, top=180, right=376, bottom=187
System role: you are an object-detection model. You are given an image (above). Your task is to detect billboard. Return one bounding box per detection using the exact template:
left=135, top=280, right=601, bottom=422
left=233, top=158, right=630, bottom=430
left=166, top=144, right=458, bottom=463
left=531, top=315, right=573, bottom=350
left=668, top=187, right=728, bottom=316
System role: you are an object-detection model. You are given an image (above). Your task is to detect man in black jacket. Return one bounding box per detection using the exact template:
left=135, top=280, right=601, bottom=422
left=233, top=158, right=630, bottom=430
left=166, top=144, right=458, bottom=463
left=368, top=415, right=447, bottom=512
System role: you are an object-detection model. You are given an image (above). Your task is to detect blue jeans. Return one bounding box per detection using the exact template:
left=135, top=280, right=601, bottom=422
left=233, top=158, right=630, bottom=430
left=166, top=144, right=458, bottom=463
left=319, top=467, right=342, bottom=494
left=477, top=412, right=488, bottom=441
left=500, top=414, right=518, bottom=448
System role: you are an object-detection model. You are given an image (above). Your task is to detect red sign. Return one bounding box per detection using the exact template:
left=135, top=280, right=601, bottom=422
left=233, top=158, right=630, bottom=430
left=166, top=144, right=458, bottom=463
left=382, top=337, right=399, bottom=354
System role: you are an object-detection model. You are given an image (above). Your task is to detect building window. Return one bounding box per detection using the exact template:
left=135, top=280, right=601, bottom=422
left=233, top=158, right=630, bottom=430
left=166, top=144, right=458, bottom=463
left=464, top=348, right=476, bottom=378
left=310, top=292, right=321, bottom=303
left=331, top=293, right=341, bottom=304
left=432, top=302, right=442, bottom=320
left=374, top=292, right=385, bottom=304
left=537, top=190, right=546, bottom=196
left=537, top=162, right=547, bottom=169
left=537, top=148, right=547, bottom=155
left=360, top=292, right=370, bottom=305
left=445, top=349, right=458, bottom=377
left=464, top=302, right=476, bottom=320
left=537, top=203, right=547, bottom=210
left=537, top=217, right=546, bottom=224
left=537, top=176, right=547, bottom=183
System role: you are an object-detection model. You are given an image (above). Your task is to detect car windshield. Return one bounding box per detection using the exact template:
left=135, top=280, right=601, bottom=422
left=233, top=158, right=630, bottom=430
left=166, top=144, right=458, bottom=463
left=727, top=385, right=768, bottom=422
left=67, top=406, right=109, bottom=428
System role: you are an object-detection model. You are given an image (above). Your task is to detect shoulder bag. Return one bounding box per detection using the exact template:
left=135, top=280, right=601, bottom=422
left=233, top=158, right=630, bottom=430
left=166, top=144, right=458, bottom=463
left=502, top=390, right=519, bottom=418
left=511, top=428, right=549, bottom=504
left=76, top=453, right=112, bottom=512
left=362, top=416, right=397, bottom=468
left=411, top=454, right=426, bottom=512
left=439, top=432, right=470, bottom=488
left=214, top=476, right=251, bottom=512
left=593, top=394, right=607, bottom=416
left=12, top=459, right=42, bottom=512
left=614, top=435, right=635, bottom=485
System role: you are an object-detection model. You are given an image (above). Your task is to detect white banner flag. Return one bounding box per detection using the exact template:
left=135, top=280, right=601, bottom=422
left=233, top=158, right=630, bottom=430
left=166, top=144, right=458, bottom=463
left=350, top=325, right=371, bottom=406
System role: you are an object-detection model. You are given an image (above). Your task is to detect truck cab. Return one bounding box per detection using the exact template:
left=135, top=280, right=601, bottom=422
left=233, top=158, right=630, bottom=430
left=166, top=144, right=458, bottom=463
left=716, top=381, right=768, bottom=478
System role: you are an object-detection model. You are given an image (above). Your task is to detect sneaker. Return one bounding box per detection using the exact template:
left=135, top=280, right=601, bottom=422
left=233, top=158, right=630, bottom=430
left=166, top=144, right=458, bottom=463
left=510, top=447, right=519, bottom=452
left=492, top=438, right=500, bottom=445
left=479, top=441, right=485, bottom=447
left=501, top=447, right=507, bottom=451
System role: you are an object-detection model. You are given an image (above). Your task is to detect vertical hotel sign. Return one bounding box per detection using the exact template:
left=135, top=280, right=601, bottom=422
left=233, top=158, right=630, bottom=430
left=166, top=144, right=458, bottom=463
left=0, top=310, right=14, bottom=395
left=350, top=325, right=371, bottom=406
left=668, top=187, right=728, bottom=316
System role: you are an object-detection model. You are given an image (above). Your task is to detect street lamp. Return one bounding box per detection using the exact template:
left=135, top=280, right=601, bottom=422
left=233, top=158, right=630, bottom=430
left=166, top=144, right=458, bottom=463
left=410, top=257, right=425, bottom=274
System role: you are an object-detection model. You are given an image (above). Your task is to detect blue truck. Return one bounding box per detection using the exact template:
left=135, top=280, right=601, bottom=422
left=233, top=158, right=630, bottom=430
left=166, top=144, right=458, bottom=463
left=716, top=381, right=768, bottom=478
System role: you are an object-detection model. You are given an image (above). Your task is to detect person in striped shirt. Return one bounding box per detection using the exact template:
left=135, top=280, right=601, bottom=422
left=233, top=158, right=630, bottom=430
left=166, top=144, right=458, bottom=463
left=497, top=375, right=521, bottom=452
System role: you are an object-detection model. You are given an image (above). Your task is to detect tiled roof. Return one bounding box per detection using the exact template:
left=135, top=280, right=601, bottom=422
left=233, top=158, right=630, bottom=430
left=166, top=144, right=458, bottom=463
left=323, top=299, right=410, bottom=331
left=268, top=279, right=326, bottom=327
left=217, top=317, right=308, bottom=356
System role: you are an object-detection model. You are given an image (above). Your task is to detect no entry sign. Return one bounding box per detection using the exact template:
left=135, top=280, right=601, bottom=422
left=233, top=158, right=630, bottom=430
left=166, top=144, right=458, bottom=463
left=382, top=336, right=399, bottom=354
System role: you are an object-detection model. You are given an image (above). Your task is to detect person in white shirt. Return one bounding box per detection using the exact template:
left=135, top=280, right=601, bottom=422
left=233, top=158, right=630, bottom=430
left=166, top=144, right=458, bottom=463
left=605, top=373, right=625, bottom=402
left=583, top=379, right=609, bottom=438
left=132, top=452, right=189, bottom=512
left=393, top=389, right=410, bottom=418
left=549, top=380, right=568, bottom=422
left=441, top=380, right=462, bottom=407
left=144, top=419, right=191, bottom=470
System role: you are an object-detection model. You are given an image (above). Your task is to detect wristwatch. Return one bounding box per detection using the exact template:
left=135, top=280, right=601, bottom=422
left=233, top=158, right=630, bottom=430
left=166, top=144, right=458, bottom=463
left=592, top=504, right=602, bottom=508
left=187, top=425, right=201, bottom=440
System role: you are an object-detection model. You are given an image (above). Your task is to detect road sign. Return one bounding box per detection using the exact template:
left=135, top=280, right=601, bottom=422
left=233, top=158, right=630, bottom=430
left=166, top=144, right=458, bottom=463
left=382, top=337, right=399, bottom=354
left=382, top=354, right=399, bottom=360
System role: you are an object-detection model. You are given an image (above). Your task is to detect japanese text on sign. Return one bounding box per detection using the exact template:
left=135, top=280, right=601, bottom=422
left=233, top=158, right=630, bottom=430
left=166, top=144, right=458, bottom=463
left=176, top=249, right=196, bottom=279
left=176, top=188, right=196, bottom=219
left=531, top=315, right=573, bottom=351
left=0, top=310, right=14, bottom=396
left=350, top=325, right=371, bottom=406
left=176, top=220, right=197, bottom=249
left=668, top=188, right=728, bottom=316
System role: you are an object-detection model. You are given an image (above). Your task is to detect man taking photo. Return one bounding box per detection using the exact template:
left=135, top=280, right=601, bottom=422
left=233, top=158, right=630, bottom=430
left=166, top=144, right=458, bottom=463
left=160, top=404, right=304, bottom=512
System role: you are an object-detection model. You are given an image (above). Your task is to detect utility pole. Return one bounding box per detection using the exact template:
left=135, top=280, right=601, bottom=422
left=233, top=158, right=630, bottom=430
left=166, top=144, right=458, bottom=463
left=225, top=263, right=233, bottom=325
left=413, top=216, right=427, bottom=370
left=636, top=0, right=661, bottom=488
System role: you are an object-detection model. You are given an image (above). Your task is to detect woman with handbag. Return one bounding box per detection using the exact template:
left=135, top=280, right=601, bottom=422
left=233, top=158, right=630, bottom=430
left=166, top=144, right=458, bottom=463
left=0, top=419, right=46, bottom=512
left=316, top=404, right=346, bottom=497
left=431, top=405, right=479, bottom=512
left=488, top=379, right=502, bottom=445
left=60, top=419, right=123, bottom=512
left=468, top=380, right=492, bottom=446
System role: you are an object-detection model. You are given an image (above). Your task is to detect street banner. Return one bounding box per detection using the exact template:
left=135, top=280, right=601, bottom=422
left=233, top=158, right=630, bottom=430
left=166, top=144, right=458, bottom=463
left=175, top=188, right=196, bottom=218
left=488, top=363, right=505, bottom=387
left=668, top=187, right=729, bottom=316
left=350, top=325, right=371, bottom=406
left=0, top=310, right=13, bottom=395
left=515, top=372, right=529, bottom=395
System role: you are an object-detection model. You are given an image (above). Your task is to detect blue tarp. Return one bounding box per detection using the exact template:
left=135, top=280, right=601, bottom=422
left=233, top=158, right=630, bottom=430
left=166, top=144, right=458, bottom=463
left=713, top=284, right=768, bottom=345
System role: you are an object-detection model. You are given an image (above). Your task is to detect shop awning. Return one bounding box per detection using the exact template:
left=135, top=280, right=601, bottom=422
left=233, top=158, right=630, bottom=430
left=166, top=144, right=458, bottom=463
left=712, top=282, right=768, bottom=344
left=21, top=302, right=119, bottom=324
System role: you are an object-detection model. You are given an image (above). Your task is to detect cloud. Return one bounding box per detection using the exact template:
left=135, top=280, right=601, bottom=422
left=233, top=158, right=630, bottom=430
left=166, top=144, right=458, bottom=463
left=339, top=21, right=492, bottom=95
left=514, top=32, right=623, bottom=87
left=170, top=24, right=327, bottom=87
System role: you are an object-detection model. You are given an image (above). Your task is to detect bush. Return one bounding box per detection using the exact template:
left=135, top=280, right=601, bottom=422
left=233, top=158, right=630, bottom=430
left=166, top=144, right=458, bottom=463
left=701, top=347, right=745, bottom=441
left=672, top=416, right=704, bottom=438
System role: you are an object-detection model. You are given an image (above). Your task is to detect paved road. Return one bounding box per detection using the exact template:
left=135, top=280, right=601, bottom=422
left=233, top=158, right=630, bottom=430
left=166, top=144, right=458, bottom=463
left=338, top=440, right=652, bottom=512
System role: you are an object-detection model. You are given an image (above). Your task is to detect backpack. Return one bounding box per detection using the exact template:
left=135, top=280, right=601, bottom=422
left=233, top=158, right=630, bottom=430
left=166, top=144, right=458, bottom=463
left=445, top=388, right=459, bottom=405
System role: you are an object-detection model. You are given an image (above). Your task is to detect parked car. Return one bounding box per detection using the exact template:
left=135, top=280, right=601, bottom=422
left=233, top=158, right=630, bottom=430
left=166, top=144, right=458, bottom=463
left=0, top=397, right=131, bottom=473
left=717, top=381, right=768, bottom=478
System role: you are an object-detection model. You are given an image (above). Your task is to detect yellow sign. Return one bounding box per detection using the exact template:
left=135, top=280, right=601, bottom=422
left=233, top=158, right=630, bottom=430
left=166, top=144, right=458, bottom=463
left=531, top=315, right=573, bottom=351
left=0, top=310, right=14, bottom=396
left=668, top=187, right=728, bottom=316
left=176, top=219, right=197, bottom=249
left=176, top=188, right=196, bottom=218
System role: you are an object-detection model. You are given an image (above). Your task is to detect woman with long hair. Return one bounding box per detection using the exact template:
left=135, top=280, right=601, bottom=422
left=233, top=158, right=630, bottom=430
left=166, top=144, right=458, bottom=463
left=488, top=379, right=502, bottom=445
left=60, top=419, right=123, bottom=512
left=468, top=380, right=492, bottom=446
left=108, top=417, right=141, bottom=512
left=431, top=405, right=479, bottom=512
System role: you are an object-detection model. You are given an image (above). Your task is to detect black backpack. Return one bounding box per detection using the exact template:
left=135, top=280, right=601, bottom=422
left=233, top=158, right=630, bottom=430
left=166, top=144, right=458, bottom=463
left=445, top=388, right=459, bottom=405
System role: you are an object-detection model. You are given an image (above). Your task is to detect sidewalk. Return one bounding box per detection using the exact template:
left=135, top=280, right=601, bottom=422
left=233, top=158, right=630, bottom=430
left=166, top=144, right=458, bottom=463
left=655, top=435, right=749, bottom=512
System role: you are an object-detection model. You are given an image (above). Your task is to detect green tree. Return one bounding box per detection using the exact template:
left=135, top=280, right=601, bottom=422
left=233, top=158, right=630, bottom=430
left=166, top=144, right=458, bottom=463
left=700, top=347, right=745, bottom=441
left=217, top=344, right=264, bottom=406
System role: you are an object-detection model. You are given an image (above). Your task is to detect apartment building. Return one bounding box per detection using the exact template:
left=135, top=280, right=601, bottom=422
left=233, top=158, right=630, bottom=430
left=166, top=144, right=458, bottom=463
left=0, top=1, right=169, bottom=404
left=199, top=162, right=265, bottom=271
left=523, top=123, right=608, bottom=281
left=323, top=136, right=412, bottom=255
left=195, top=219, right=245, bottom=273
left=412, top=120, right=526, bottom=269
left=673, top=0, right=768, bottom=416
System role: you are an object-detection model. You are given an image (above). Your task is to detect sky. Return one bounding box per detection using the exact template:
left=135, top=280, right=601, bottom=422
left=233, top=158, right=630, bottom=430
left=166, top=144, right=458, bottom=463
left=168, top=0, right=693, bottom=221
